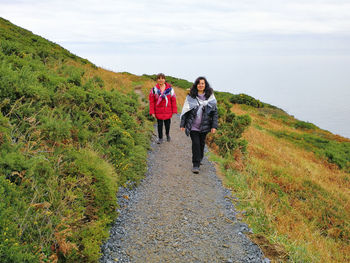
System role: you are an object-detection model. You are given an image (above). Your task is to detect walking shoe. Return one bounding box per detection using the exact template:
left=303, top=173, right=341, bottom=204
left=157, top=138, right=163, bottom=144
left=166, top=135, right=171, bottom=142
left=191, top=166, right=200, bottom=174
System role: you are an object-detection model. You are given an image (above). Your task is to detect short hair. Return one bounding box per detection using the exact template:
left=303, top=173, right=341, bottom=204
left=189, top=76, right=213, bottom=99
left=157, top=73, right=166, bottom=80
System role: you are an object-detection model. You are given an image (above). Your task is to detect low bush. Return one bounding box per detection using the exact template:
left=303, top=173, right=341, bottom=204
left=0, top=176, right=37, bottom=262
left=92, top=75, right=104, bottom=88
left=208, top=102, right=251, bottom=157
left=294, top=120, right=317, bottom=130
left=229, top=93, right=264, bottom=108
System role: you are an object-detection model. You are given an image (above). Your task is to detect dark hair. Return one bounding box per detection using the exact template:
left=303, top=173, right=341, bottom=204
left=157, top=73, right=166, bottom=80
left=189, top=76, right=213, bottom=99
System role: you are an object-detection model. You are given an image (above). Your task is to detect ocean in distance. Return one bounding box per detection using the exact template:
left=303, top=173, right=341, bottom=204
left=234, top=87, right=350, bottom=139
left=212, top=55, right=350, bottom=139
left=166, top=55, right=350, bottom=139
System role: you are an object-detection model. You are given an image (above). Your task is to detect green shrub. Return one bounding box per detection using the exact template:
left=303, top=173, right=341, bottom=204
left=92, top=75, right=104, bottom=88
left=39, top=113, right=72, bottom=142
left=211, top=101, right=251, bottom=157
left=0, top=113, right=11, bottom=147
left=67, top=69, right=83, bottom=86
left=38, top=50, right=49, bottom=64
left=0, top=176, right=38, bottom=263
left=229, top=93, right=263, bottom=108
left=294, top=120, right=317, bottom=130
left=1, top=40, right=21, bottom=56
left=57, top=148, right=119, bottom=261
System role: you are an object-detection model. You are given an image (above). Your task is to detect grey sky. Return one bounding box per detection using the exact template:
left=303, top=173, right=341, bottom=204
left=1, top=0, right=350, bottom=137
left=2, top=0, right=350, bottom=42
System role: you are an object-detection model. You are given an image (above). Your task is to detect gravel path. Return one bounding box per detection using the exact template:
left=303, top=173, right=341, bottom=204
left=101, top=115, right=267, bottom=263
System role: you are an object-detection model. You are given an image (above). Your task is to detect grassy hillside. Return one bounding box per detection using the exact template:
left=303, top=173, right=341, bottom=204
left=0, top=17, right=163, bottom=262
left=209, top=96, right=350, bottom=262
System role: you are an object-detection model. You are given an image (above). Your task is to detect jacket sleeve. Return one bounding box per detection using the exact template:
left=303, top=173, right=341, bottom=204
left=149, top=88, right=155, bottom=115
left=180, top=113, right=187, bottom=128
left=211, top=106, right=218, bottom=129
left=180, top=96, right=188, bottom=128
left=171, top=88, right=178, bottom=114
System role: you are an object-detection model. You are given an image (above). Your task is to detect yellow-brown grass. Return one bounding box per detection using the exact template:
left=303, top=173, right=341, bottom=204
left=52, top=58, right=189, bottom=108
left=230, top=104, right=350, bottom=262
left=173, top=87, right=187, bottom=109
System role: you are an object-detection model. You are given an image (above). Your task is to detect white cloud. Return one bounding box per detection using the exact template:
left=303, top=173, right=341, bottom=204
left=1, top=0, right=350, bottom=45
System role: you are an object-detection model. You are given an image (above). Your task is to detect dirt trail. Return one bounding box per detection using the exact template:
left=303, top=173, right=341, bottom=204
left=101, top=116, right=267, bottom=263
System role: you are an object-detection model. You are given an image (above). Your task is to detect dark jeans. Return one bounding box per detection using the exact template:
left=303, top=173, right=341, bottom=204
left=157, top=119, right=171, bottom=139
left=190, top=131, right=208, bottom=167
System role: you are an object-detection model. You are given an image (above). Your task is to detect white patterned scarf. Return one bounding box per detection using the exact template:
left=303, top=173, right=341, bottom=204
left=180, top=94, right=216, bottom=119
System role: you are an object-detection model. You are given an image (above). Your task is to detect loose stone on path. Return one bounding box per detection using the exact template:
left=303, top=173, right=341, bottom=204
left=101, top=115, right=267, bottom=263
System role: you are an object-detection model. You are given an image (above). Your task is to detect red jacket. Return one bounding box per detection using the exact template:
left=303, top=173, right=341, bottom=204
left=149, top=83, right=177, bottom=120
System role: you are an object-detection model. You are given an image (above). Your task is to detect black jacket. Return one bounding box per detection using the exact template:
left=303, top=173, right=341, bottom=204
left=180, top=104, right=218, bottom=136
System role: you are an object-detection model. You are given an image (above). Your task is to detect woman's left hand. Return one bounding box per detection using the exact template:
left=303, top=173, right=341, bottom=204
left=211, top=128, right=217, bottom=134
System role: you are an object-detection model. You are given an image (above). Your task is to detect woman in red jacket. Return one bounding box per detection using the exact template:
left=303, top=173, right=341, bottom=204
left=149, top=73, right=177, bottom=144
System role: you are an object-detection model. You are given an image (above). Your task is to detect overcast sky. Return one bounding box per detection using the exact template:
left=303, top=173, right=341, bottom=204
left=1, top=0, right=350, bottom=137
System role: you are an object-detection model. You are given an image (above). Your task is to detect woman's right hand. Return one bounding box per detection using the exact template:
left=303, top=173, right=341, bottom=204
left=152, top=114, right=156, bottom=118
left=180, top=127, right=185, bottom=132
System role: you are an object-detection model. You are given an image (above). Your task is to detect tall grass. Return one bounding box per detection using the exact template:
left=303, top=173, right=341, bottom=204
left=213, top=103, right=350, bottom=262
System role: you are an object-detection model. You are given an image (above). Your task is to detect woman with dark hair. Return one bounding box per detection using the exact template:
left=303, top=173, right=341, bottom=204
left=180, top=76, right=218, bottom=173
left=149, top=73, right=177, bottom=144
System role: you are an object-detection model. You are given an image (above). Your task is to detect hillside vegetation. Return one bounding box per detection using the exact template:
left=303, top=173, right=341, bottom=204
left=210, top=94, right=350, bottom=262
left=0, top=17, right=161, bottom=262
left=1, top=16, right=350, bottom=263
